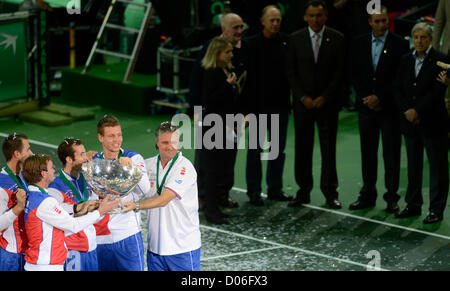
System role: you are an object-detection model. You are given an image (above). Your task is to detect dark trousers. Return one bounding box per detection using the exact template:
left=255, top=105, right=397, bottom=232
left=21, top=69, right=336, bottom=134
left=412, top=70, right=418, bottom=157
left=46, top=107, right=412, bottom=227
left=202, top=148, right=237, bottom=215
left=293, top=107, right=339, bottom=200
left=246, top=109, right=289, bottom=196
left=195, top=147, right=237, bottom=201
left=358, top=111, right=401, bottom=203
left=404, top=131, right=449, bottom=215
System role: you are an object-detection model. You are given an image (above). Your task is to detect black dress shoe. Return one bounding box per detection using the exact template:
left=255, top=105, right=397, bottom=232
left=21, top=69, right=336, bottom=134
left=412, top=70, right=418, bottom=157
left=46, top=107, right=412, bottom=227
left=288, top=195, right=310, bottom=207
left=248, top=194, right=264, bottom=206
left=423, top=212, right=443, bottom=224
left=219, top=197, right=239, bottom=208
left=327, top=199, right=342, bottom=209
left=267, top=192, right=293, bottom=201
left=205, top=211, right=229, bottom=225
left=395, top=206, right=421, bottom=218
left=349, top=199, right=375, bottom=210
left=386, top=201, right=400, bottom=214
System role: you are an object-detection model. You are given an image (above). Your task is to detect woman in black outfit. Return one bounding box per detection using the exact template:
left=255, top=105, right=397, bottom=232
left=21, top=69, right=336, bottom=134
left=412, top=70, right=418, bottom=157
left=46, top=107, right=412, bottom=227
left=201, top=37, right=241, bottom=225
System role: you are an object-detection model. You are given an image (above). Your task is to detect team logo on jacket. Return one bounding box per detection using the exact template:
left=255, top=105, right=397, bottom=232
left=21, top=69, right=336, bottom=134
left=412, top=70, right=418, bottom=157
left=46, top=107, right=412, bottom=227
left=180, top=167, right=186, bottom=176
left=53, top=206, right=62, bottom=214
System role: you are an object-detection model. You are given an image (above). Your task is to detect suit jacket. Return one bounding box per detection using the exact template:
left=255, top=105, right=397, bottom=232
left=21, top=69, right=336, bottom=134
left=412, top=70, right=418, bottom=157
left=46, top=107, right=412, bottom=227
left=394, top=48, right=450, bottom=136
left=432, top=0, right=450, bottom=56
left=243, top=32, right=291, bottom=113
left=350, top=32, right=410, bottom=114
left=286, top=26, right=345, bottom=112
left=202, top=68, right=240, bottom=117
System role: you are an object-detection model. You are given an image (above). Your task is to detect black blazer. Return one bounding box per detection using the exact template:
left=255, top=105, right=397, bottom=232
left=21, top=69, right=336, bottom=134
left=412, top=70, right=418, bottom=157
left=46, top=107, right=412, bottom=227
left=286, top=26, right=345, bottom=112
left=189, top=38, right=248, bottom=109
left=394, top=48, right=450, bottom=136
left=350, top=32, right=410, bottom=114
left=202, top=67, right=239, bottom=117
left=243, top=32, right=291, bottom=112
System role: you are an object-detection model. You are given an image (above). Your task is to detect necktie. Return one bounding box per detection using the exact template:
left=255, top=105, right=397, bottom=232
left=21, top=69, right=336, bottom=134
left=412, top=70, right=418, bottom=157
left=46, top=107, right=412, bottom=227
left=313, top=33, right=320, bottom=63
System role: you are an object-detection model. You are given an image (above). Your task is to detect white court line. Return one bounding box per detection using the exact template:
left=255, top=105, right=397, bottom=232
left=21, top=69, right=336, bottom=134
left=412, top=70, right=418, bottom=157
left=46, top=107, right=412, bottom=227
left=201, top=246, right=283, bottom=261
left=1, top=133, right=443, bottom=269
left=200, top=225, right=388, bottom=271
left=232, top=187, right=450, bottom=242
left=0, top=133, right=58, bottom=150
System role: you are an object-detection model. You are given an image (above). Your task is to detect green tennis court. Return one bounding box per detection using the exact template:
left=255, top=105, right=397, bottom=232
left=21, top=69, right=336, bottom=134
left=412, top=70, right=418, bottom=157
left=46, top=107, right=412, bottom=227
left=1, top=99, right=448, bottom=271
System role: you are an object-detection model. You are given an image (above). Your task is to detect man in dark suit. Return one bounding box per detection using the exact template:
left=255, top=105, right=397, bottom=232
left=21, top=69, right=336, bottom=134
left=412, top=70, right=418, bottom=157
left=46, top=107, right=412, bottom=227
left=394, top=22, right=450, bottom=224
left=286, top=0, right=345, bottom=209
left=348, top=6, right=409, bottom=213
left=244, top=5, right=292, bottom=206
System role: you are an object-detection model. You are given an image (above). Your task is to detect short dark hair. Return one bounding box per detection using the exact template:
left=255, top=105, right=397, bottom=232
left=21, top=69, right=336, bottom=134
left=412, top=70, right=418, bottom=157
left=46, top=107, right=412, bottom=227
left=155, top=121, right=179, bottom=139
left=58, top=138, right=83, bottom=165
left=2, top=133, right=28, bottom=161
left=23, top=154, right=51, bottom=185
left=305, top=0, right=327, bottom=12
left=97, top=115, right=120, bottom=136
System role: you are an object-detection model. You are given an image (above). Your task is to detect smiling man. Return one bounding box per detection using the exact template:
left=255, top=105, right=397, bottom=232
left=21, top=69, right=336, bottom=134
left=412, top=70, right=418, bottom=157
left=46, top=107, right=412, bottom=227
left=123, top=122, right=201, bottom=271
left=92, top=115, right=150, bottom=271
left=23, top=154, right=118, bottom=271
left=0, top=133, right=32, bottom=271
left=48, top=138, right=100, bottom=271
left=394, top=22, right=450, bottom=224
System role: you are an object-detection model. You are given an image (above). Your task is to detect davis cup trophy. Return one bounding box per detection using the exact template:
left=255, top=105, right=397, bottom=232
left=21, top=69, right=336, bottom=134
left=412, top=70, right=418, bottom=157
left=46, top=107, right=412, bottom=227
left=82, top=158, right=143, bottom=213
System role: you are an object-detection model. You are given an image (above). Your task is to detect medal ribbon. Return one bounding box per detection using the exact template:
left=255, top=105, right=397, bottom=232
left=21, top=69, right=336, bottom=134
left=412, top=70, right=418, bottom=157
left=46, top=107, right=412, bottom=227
left=59, top=170, right=89, bottom=203
left=156, top=152, right=179, bottom=195
left=4, top=165, right=26, bottom=190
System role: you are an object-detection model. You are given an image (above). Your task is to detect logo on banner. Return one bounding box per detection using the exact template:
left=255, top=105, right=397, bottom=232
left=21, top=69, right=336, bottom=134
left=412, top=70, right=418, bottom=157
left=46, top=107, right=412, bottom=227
left=0, top=33, right=18, bottom=55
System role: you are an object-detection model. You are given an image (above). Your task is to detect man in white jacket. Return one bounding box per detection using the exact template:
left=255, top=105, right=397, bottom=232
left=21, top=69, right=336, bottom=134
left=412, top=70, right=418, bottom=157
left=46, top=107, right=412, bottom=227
left=23, top=154, right=118, bottom=271
left=0, top=133, right=30, bottom=271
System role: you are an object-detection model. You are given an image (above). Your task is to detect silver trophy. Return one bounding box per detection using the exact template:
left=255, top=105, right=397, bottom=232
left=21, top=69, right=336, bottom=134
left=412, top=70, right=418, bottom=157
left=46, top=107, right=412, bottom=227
left=82, top=158, right=143, bottom=213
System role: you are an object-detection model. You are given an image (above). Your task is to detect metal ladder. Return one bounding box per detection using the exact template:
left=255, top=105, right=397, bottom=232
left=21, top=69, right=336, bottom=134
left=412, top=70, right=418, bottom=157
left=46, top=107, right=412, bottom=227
left=81, top=0, right=153, bottom=83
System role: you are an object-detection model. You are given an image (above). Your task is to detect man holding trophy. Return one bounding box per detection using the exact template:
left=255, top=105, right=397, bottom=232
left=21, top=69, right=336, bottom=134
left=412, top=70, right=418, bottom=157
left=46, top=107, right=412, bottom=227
left=23, top=154, right=119, bottom=271
left=91, top=115, right=151, bottom=271
left=123, top=122, right=202, bottom=271
left=48, top=138, right=101, bottom=271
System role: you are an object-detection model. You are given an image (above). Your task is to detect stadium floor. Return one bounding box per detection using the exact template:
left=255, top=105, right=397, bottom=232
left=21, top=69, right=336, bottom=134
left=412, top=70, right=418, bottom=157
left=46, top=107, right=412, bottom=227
left=0, top=99, right=449, bottom=271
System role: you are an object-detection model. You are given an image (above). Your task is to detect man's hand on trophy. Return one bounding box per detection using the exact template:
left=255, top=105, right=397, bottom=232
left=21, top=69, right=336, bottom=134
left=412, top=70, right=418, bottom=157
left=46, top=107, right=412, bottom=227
left=97, top=195, right=120, bottom=216
left=119, top=157, right=132, bottom=167
left=74, top=202, right=90, bottom=217
left=87, top=200, right=100, bottom=212
left=121, top=201, right=136, bottom=213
